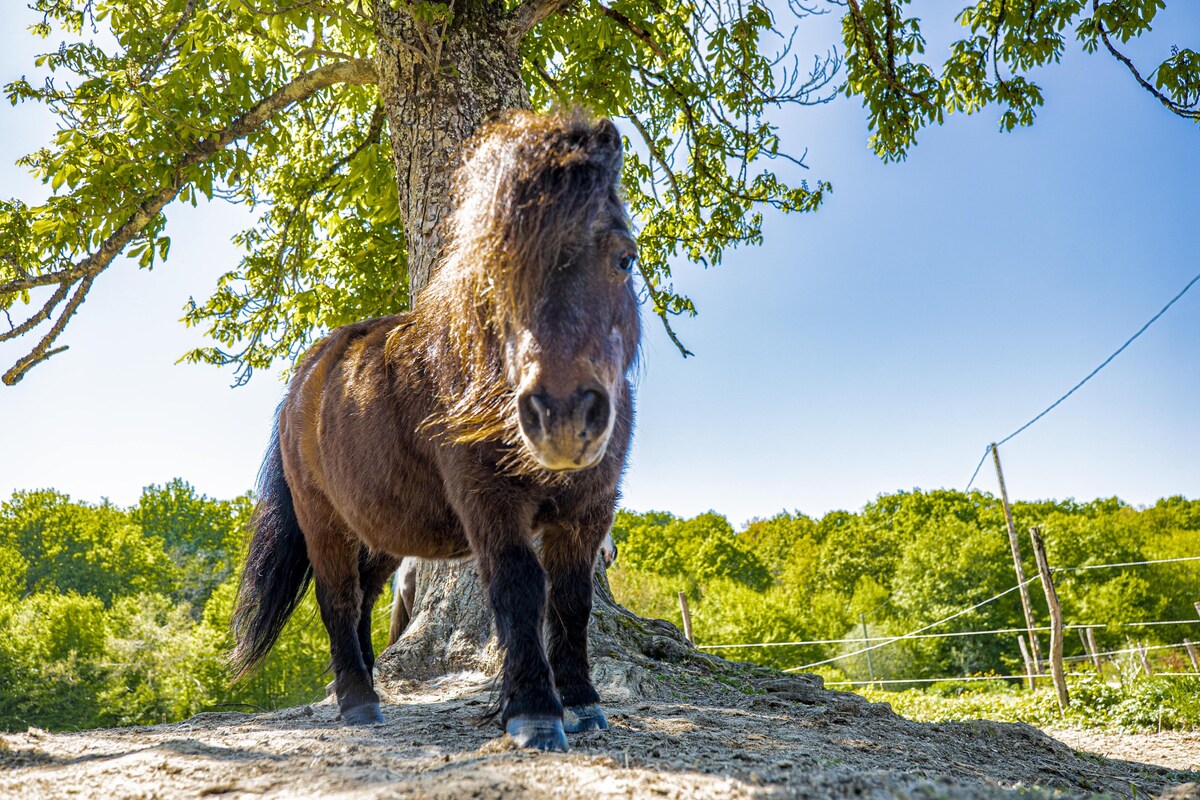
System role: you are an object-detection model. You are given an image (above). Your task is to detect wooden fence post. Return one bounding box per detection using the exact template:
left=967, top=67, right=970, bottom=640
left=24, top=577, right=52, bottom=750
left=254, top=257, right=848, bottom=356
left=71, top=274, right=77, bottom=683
left=1078, top=627, right=1102, bottom=673
left=993, top=445, right=1044, bottom=673
left=1183, top=638, right=1199, bottom=672
left=1080, top=628, right=1099, bottom=671
left=1029, top=526, right=1069, bottom=713
left=677, top=591, right=693, bottom=645
left=1017, top=635, right=1036, bottom=691
left=1136, top=641, right=1153, bottom=676
left=860, top=612, right=876, bottom=687
left=1086, top=627, right=1102, bottom=674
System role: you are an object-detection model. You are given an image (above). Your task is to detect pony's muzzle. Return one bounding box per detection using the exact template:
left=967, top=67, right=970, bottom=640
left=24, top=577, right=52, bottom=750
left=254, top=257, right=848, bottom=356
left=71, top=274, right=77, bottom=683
left=517, top=385, right=612, bottom=470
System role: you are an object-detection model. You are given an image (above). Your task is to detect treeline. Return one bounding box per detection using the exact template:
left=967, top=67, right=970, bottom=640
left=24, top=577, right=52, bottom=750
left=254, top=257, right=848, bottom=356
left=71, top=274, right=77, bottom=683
left=2, top=483, right=1197, bottom=732
left=0, top=480, right=386, bottom=731
left=607, top=490, right=1200, bottom=680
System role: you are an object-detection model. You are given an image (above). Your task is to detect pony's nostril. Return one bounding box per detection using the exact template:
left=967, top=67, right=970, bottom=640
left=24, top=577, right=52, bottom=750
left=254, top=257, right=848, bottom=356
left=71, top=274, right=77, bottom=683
left=529, top=394, right=551, bottom=421
left=577, top=389, right=610, bottom=439
left=519, top=393, right=553, bottom=441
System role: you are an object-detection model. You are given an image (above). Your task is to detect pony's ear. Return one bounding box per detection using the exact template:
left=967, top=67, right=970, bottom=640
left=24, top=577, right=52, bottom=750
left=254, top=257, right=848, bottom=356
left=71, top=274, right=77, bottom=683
left=592, top=118, right=623, bottom=175
left=595, top=118, right=620, bottom=149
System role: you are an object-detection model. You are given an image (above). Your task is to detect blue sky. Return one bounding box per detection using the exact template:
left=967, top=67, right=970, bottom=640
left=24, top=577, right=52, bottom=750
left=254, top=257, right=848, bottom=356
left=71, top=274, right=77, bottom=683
left=1, top=6, right=1197, bottom=527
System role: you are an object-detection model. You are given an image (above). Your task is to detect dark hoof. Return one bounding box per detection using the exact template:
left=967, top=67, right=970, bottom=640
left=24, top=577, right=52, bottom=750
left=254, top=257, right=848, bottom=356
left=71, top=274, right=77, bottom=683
left=563, top=704, right=608, bottom=733
left=505, top=716, right=568, bottom=751
left=342, top=703, right=384, bottom=726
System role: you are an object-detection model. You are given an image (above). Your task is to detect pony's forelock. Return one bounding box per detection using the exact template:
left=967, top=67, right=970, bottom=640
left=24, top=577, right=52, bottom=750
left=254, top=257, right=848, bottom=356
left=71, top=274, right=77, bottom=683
left=411, top=109, right=627, bottom=477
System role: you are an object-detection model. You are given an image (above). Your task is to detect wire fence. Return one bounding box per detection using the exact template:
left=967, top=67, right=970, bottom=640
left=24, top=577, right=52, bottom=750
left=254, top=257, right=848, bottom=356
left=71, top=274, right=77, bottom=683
left=823, top=673, right=1200, bottom=688
left=1054, top=555, right=1200, bottom=571
left=686, top=553, right=1200, bottom=687
left=697, top=618, right=1200, bottom=651
left=781, top=576, right=1041, bottom=673
left=721, top=272, right=1200, bottom=692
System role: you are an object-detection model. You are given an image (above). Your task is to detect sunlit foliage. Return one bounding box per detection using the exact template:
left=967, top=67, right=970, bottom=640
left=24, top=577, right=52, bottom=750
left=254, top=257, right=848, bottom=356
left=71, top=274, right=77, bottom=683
left=611, top=490, right=1200, bottom=676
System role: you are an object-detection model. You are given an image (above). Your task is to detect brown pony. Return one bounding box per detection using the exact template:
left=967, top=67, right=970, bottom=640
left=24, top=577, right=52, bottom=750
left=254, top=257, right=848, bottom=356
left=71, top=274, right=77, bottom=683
left=230, top=110, right=640, bottom=752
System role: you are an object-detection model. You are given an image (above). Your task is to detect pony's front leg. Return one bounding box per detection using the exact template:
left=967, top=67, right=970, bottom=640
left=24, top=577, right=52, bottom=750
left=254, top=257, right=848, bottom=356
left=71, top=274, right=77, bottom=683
left=541, top=522, right=609, bottom=733
left=474, top=531, right=567, bottom=751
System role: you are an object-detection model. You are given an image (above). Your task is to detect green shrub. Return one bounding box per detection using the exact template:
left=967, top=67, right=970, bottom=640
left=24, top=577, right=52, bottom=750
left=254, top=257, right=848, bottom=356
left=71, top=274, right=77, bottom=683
left=858, top=674, right=1200, bottom=732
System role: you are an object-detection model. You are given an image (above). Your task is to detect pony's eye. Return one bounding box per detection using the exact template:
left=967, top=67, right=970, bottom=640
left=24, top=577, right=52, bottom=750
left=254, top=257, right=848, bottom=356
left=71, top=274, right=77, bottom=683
left=615, top=252, right=637, bottom=273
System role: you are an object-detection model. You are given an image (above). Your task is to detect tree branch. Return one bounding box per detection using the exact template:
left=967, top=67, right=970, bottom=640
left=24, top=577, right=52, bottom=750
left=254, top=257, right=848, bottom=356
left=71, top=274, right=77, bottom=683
left=635, top=261, right=693, bottom=358
left=1092, top=0, right=1199, bottom=120
left=596, top=2, right=668, bottom=61
left=0, top=282, right=70, bottom=344
left=3, top=272, right=94, bottom=385
left=845, top=0, right=935, bottom=110
left=506, top=0, right=573, bottom=44
left=1, top=57, right=378, bottom=385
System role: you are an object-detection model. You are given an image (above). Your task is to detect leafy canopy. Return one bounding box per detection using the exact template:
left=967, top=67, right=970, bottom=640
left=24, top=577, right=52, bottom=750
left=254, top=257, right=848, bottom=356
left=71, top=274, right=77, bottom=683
left=1, top=0, right=1194, bottom=384
left=1, top=0, right=836, bottom=384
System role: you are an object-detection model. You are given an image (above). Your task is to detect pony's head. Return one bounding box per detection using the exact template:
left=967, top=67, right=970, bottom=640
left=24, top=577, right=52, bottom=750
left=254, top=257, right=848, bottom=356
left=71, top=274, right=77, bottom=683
left=419, top=110, right=640, bottom=473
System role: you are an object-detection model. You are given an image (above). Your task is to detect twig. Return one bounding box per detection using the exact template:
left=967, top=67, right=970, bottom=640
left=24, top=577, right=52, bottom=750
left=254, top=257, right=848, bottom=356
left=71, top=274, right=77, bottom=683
left=625, top=112, right=682, bottom=202
left=140, top=0, right=200, bottom=82
left=596, top=2, right=668, bottom=61
left=635, top=261, right=693, bottom=358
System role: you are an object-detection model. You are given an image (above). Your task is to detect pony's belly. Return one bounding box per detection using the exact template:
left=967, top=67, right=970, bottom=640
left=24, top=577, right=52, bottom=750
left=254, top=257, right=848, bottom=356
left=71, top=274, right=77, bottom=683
left=346, top=498, right=471, bottom=561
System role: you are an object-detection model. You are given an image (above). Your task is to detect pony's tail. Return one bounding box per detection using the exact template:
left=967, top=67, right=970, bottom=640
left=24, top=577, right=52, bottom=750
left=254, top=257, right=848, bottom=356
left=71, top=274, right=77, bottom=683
left=229, top=416, right=312, bottom=682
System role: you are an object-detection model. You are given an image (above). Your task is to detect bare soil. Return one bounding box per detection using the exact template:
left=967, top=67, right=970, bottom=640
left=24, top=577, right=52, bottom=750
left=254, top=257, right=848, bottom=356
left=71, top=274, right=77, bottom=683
left=2, top=663, right=1197, bottom=800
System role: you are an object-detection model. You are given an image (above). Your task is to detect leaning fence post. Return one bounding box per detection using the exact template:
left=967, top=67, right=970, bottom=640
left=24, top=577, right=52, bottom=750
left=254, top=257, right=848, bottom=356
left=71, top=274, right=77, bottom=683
left=1136, top=640, right=1153, bottom=676
left=1029, top=526, right=1069, bottom=713
left=1183, top=638, right=1199, bottom=672
left=1017, top=635, right=1036, bottom=691
left=1078, top=627, right=1100, bottom=673
left=1086, top=627, right=1102, bottom=675
left=993, top=444, right=1044, bottom=673
left=677, top=591, right=693, bottom=645
left=860, top=612, right=877, bottom=688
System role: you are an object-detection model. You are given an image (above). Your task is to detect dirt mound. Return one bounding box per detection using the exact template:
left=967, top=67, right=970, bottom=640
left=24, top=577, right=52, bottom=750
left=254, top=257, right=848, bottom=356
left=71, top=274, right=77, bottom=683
left=2, top=664, right=1196, bottom=800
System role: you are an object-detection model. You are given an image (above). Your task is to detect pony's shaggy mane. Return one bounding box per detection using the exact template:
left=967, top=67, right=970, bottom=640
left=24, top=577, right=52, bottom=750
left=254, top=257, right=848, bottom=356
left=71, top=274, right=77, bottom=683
left=406, top=109, right=627, bottom=474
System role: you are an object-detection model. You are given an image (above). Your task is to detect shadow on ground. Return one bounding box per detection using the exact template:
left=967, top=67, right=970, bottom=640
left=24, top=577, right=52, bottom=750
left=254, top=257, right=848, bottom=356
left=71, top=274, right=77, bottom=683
left=2, top=666, right=1197, bottom=800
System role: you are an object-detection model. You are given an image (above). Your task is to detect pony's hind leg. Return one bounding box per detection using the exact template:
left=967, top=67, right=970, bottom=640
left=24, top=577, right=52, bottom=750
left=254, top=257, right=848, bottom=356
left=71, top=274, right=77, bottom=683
left=298, top=504, right=383, bottom=725
left=387, top=558, right=419, bottom=646
left=541, top=519, right=610, bottom=734
left=356, top=548, right=401, bottom=672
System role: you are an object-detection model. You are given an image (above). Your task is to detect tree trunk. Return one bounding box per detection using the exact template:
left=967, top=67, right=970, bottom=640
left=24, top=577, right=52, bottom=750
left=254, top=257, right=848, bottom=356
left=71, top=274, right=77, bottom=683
left=373, top=4, right=529, bottom=292
left=374, top=543, right=746, bottom=706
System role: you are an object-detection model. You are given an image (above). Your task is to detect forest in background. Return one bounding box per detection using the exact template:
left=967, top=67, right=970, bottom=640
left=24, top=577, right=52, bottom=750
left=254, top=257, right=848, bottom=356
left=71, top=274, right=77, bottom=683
left=0, top=482, right=1197, bottom=732
left=0, top=480, right=387, bottom=731
left=608, top=491, right=1200, bottom=677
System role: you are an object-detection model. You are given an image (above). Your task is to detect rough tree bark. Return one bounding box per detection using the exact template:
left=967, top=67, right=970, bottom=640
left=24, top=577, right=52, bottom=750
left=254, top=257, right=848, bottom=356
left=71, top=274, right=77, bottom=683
left=374, top=3, right=530, bottom=290
left=365, top=0, right=698, bottom=695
